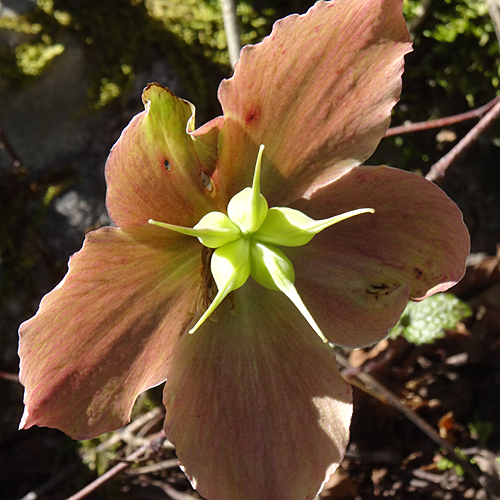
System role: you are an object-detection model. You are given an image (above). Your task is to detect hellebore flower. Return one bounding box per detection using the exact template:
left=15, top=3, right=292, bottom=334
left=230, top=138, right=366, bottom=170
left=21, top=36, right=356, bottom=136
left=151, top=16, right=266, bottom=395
left=18, top=0, right=469, bottom=498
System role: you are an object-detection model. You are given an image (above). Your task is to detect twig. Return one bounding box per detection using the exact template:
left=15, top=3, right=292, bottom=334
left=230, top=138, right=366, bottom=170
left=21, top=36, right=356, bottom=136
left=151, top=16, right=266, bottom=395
left=123, top=407, right=168, bottom=457
left=17, top=405, right=163, bottom=500
left=344, top=448, right=401, bottom=465
left=0, top=119, right=23, bottom=169
left=426, top=97, right=500, bottom=183
left=220, top=0, right=241, bottom=69
left=150, top=480, right=198, bottom=500
left=89, top=407, right=167, bottom=455
left=126, top=458, right=179, bottom=475
left=334, top=351, right=483, bottom=486
left=487, top=0, right=500, bottom=46
left=0, top=371, right=20, bottom=382
left=385, top=95, right=500, bottom=137
left=407, top=0, right=434, bottom=35
left=19, top=464, right=79, bottom=500
left=136, top=408, right=164, bottom=439
left=65, top=430, right=166, bottom=500
left=389, top=0, right=500, bottom=184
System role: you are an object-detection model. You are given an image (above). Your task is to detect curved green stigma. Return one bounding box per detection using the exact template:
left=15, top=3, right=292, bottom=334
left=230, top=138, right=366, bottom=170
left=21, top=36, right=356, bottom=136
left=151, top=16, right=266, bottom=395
left=149, top=145, right=374, bottom=341
left=227, top=144, right=268, bottom=234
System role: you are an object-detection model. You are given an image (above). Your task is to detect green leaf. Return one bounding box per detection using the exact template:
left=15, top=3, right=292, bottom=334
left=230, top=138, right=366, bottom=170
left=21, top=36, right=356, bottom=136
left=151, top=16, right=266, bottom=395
left=467, top=419, right=494, bottom=446
left=389, top=293, right=472, bottom=345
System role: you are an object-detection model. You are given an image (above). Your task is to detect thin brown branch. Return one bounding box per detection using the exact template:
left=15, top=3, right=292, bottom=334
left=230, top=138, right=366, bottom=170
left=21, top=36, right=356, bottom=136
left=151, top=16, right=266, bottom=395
left=0, top=371, right=20, bottom=382
left=385, top=95, right=500, bottom=137
left=126, top=458, right=179, bottom=475
left=0, top=120, right=23, bottom=169
left=17, top=408, right=163, bottom=500
left=19, top=464, right=79, bottom=500
left=135, top=407, right=166, bottom=439
left=65, top=430, right=165, bottom=500
left=90, top=407, right=166, bottom=455
left=426, top=97, right=500, bottom=183
left=335, top=351, right=483, bottom=486
left=418, top=3, right=500, bottom=184
left=150, top=480, right=198, bottom=500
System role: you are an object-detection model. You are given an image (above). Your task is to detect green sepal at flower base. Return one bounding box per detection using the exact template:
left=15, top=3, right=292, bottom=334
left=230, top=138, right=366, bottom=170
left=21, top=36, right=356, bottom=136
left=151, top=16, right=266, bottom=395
left=254, top=206, right=375, bottom=247
left=149, top=211, right=241, bottom=248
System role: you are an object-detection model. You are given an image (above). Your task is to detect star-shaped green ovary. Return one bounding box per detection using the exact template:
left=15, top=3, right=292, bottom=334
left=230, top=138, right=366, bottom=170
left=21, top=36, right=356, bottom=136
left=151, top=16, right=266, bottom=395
left=149, top=145, right=374, bottom=342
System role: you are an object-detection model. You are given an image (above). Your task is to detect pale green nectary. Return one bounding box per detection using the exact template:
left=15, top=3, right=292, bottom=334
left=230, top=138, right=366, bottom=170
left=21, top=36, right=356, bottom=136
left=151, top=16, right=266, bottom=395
left=150, top=145, right=374, bottom=339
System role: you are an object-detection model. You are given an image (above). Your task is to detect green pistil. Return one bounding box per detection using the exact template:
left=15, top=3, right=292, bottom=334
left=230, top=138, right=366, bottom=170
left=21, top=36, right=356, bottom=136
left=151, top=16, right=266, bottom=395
left=227, top=144, right=268, bottom=234
left=149, top=145, right=374, bottom=341
left=190, top=239, right=250, bottom=333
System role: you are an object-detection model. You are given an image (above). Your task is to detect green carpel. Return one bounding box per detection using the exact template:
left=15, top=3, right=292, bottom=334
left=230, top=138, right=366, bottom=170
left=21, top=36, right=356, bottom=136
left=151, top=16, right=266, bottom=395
left=150, top=145, right=374, bottom=339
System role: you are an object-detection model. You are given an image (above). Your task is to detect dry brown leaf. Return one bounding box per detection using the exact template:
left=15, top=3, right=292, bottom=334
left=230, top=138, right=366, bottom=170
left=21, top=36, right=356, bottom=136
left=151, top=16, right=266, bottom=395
left=452, top=246, right=500, bottom=296
left=348, top=339, right=390, bottom=368
left=320, top=466, right=359, bottom=500
left=438, top=411, right=456, bottom=440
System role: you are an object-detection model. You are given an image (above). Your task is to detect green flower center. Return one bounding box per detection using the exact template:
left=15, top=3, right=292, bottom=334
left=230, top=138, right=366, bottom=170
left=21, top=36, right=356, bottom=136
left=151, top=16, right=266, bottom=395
left=149, top=145, right=374, bottom=341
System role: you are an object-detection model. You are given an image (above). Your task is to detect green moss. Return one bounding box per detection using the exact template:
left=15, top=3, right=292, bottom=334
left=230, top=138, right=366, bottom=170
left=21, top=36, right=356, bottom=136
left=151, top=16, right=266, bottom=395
left=468, top=419, right=494, bottom=446
left=404, top=0, right=499, bottom=100
left=146, top=0, right=274, bottom=65
left=79, top=432, right=121, bottom=475
left=0, top=3, right=66, bottom=85
left=15, top=41, right=65, bottom=76
left=0, top=0, right=276, bottom=111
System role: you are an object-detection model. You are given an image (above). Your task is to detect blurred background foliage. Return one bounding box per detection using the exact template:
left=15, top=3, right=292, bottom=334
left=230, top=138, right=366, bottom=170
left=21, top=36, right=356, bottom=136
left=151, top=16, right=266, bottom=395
left=0, top=0, right=279, bottom=110
left=0, top=0, right=498, bottom=115
left=380, top=0, right=500, bottom=171
left=0, top=0, right=498, bottom=145
left=405, top=0, right=499, bottom=101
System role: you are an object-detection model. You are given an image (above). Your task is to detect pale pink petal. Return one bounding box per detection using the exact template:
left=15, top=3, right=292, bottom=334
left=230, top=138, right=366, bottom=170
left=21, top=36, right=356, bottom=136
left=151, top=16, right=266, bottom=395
left=214, top=0, right=411, bottom=207
left=164, top=281, right=352, bottom=500
left=19, top=226, right=202, bottom=439
left=287, top=166, right=470, bottom=348
left=106, top=84, right=222, bottom=228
